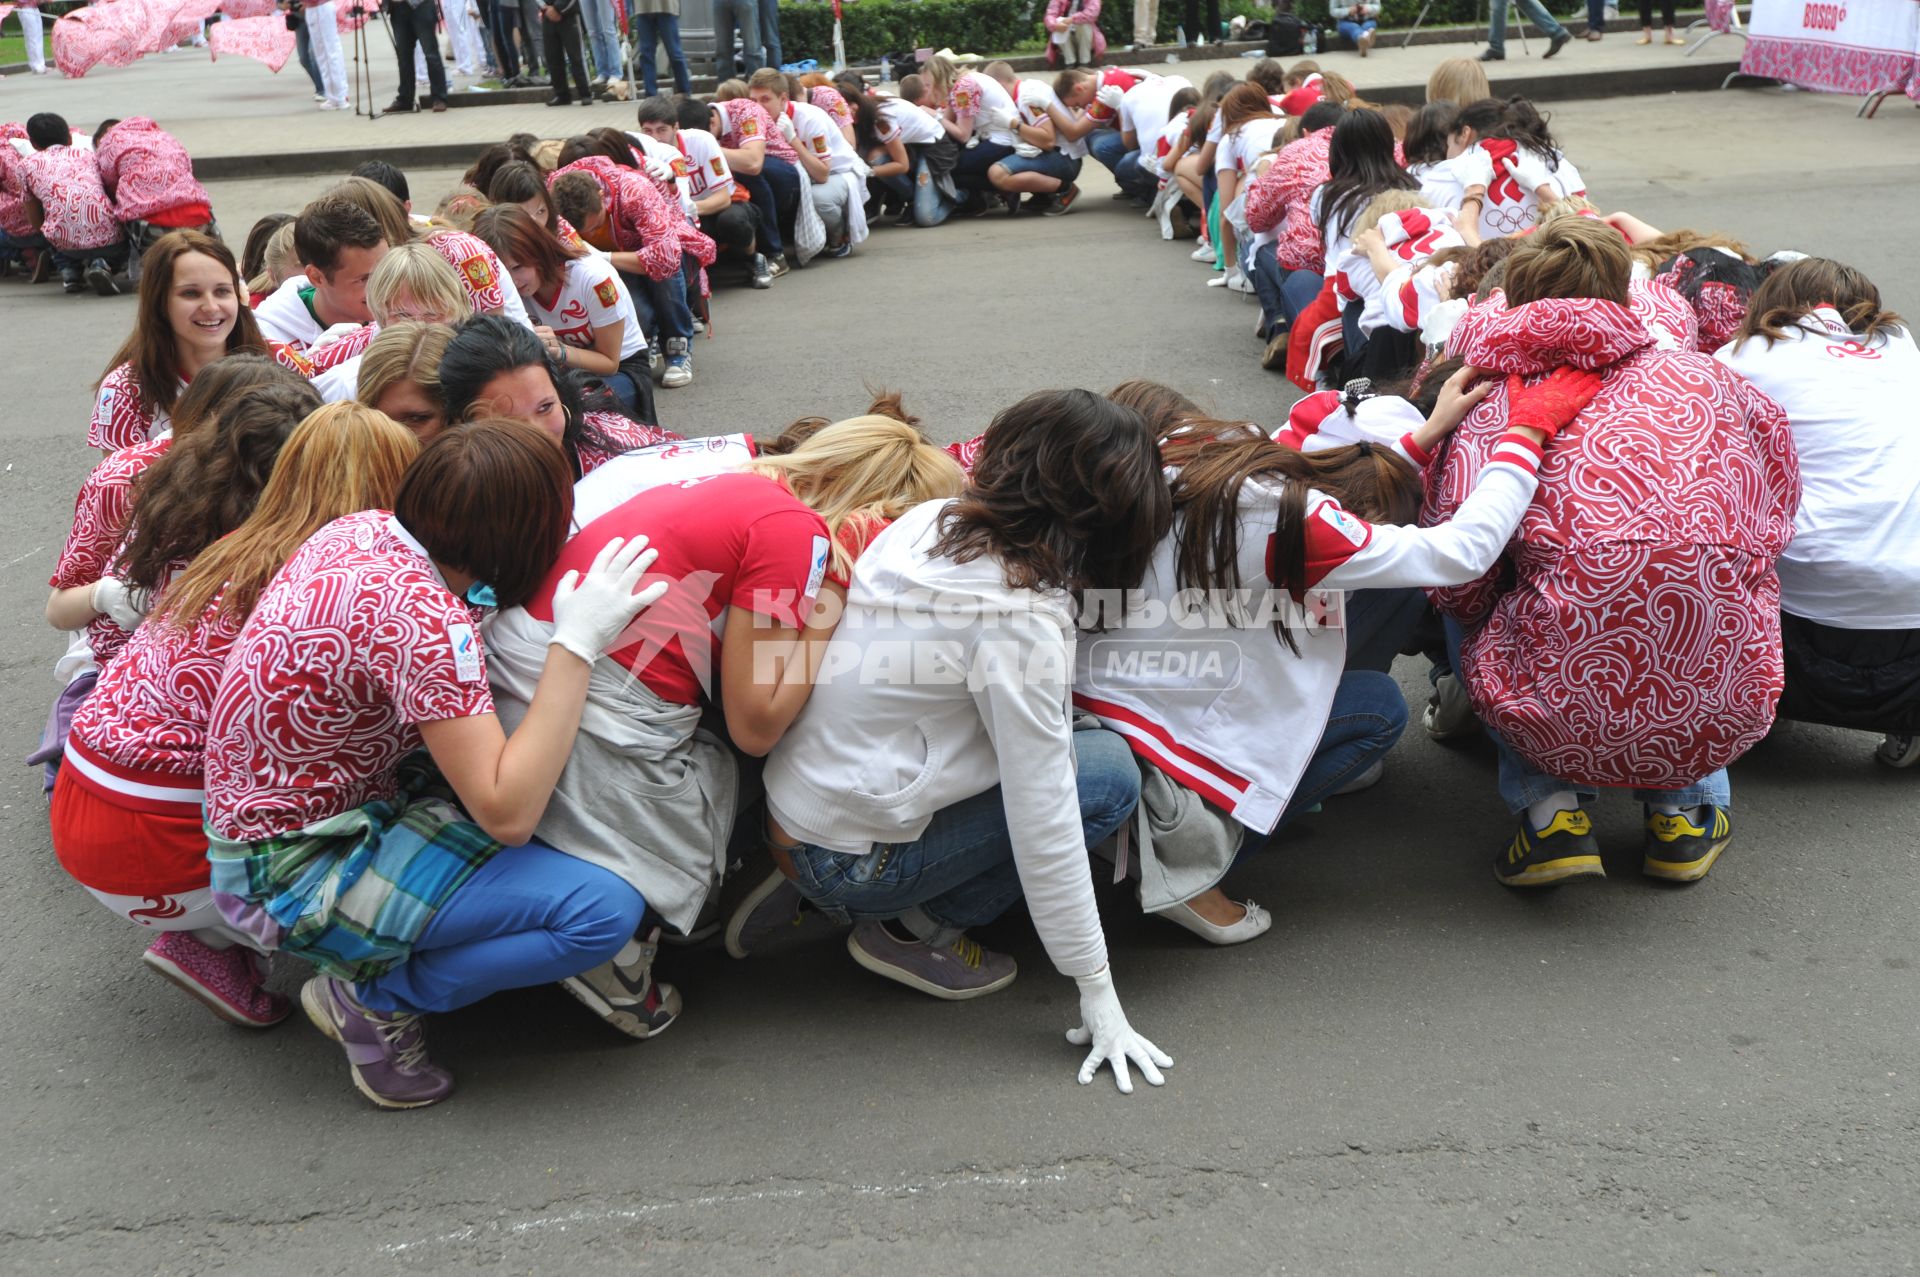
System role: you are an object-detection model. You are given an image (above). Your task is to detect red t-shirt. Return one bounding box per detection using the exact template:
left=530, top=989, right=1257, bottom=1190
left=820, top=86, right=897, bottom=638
left=524, top=471, right=829, bottom=706
left=204, top=510, right=496, bottom=842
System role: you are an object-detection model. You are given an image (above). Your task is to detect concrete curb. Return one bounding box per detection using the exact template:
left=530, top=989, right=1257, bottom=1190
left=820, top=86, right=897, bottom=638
left=194, top=33, right=1741, bottom=180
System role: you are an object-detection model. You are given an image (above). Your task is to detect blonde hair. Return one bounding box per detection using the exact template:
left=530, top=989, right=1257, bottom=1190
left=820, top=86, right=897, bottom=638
left=152, top=403, right=420, bottom=627
left=248, top=221, right=301, bottom=296
left=1532, top=194, right=1601, bottom=229
left=432, top=185, right=490, bottom=231
left=714, top=78, right=751, bottom=101
left=746, top=415, right=964, bottom=580
left=1427, top=58, right=1491, bottom=106
left=367, top=243, right=470, bottom=325
left=922, top=55, right=962, bottom=99
left=1352, top=190, right=1429, bottom=238
left=1503, top=216, right=1631, bottom=308
left=321, top=176, right=414, bottom=250
left=356, top=321, right=456, bottom=410
left=1628, top=229, right=1753, bottom=271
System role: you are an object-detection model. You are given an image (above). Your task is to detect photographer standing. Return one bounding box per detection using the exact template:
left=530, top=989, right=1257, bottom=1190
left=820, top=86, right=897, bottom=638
left=541, top=0, right=594, bottom=106
left=386, top=0, right=452, bottom=113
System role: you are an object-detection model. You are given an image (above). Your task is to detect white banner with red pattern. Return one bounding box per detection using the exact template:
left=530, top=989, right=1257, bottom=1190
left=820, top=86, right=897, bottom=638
left=1741, top=0, right=1919, bottom=96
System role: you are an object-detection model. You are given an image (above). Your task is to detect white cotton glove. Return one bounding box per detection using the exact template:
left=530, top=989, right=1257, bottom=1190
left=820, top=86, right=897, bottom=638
left=1013, top=140, right=1043, bottom=159
left=776, top=112, right=797, bottom=144
left=547, top=535, right=669, bottom=664
left=982, top=106, right=1018, bottom=134
left=1066, top=965, right=1172, bottom=1094
left=1456, top=147, right=1495, bottom=195
left=91, top=576, right=149, bottom=631
left=642, top=154, right=676, bottom=185
left=1502, top=147, right=1557, bottom=197
left=1096, top=83, right=1126, bottom=111
left=313, top=321, right=364, bottom=350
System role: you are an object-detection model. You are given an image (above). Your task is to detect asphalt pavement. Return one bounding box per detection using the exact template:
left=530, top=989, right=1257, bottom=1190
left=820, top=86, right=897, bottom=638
left=1, top=85, right=1917, bottom=1275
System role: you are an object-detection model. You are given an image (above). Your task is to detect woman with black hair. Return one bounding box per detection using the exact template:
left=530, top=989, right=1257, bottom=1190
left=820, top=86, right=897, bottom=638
left=437, top=313, right=677, bottom=479
left=762, top=388, right=1172, bottom=1093
left=1311, top=109, right=1419, bottom=284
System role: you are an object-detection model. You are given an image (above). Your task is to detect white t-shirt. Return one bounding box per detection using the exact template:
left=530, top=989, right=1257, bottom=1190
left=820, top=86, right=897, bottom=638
left=672, top=127, right=733, bottom=202
left=1716, top=310, right=1920, bottom=628
left=1143, top=112, right=1192, bottom=180
left=252, top=274, right=330, bottom=350
left=526, top=254, right=646, bottom=361
left=1419, top=145, right=1587, bottom=242
left=1118, top=75, right=1189, bottom=148
left=630, top=130, right=699, bottom=218
left=877, top=97, right=943, bottom=146
left=786, top=99, right=861, bottom=174
left=1216, top=115, right=1284, bottom=175
left=950, top=72, right=1019, bottom=148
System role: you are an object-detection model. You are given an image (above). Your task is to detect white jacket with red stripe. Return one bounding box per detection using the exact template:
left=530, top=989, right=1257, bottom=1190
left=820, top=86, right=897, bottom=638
left=1072, top=433, right=1546, bottom=833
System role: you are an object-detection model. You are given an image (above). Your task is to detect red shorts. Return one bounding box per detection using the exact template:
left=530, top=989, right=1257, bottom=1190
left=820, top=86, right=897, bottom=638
left=51, top=765, right=209, bottom=898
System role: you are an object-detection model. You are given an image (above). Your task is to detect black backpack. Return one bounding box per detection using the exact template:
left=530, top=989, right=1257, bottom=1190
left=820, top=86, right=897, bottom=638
left=1265, top=13, right=1308, bottom=55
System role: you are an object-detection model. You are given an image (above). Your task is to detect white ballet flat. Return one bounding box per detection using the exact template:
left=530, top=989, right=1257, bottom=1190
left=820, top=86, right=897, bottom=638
left=1154, top=898, right=1273, bottom=946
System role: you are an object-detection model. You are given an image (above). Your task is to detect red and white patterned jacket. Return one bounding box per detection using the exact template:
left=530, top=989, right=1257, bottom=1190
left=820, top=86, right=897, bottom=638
left=1425, top=293, right=1800, bottom=789
left=551, top=156, right=716, bottom=278
left=51, top=437, right=174, bottom=667
left=18, top=145, right=121, bottom=252
left=1245, top=128, right=1332, bottom=275
left=0, top=124, right=35, bottom=238
left=94, top=118, right=211, bottom=223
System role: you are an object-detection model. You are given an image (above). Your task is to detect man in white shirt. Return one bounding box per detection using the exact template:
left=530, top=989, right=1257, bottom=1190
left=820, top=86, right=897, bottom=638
left=747, top=68, right=867, bottom=259
left=1101, top=72, right=1191, bottom=203
left=636, top=95, right=777, bottom=289
left=984, top=63, right=1087, bottom=216
left=254, top=196, right=391, bottom=350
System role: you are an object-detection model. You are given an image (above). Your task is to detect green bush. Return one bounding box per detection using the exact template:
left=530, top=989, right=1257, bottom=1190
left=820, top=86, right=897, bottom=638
left=777, top=0, right=1043, bottom=64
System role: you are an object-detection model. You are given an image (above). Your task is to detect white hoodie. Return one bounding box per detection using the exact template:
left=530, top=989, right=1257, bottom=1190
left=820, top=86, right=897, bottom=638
left=762, top=498, right=1109, bottom=979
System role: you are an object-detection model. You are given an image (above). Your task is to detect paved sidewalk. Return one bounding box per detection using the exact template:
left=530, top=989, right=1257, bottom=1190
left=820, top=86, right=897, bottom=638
left=2, top=29, right=1748, bottom=176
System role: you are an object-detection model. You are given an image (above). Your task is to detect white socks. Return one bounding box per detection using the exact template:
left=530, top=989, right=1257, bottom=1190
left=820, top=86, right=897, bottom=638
left=1526, top=790, right=1582, bottom=831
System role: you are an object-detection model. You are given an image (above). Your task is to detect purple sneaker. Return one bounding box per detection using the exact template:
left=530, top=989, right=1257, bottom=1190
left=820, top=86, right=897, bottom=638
left=723, top=870, right=825, bottom=959
left=141, top=932, right=291, bottom=1028
left=300, top=976, right=453, bottom=1109
left=846, top=921, right=1018, bottom=1001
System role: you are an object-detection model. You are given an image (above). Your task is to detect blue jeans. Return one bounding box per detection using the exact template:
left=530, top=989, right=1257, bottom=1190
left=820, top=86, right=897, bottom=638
left=1489, top=0, right=1568, bottom=52
left=1114, top=150, right=1157, bottom=202
left=911, top=154, right=960, bottom=227
left=621, top=261, right=694, bottom=343
left=1344, top=587, right=1426, bottom=676
left=580, top=0, right=621, bottom=79
left=711, top=0, right=763, bottom=76
left=737, top=170, right=788, bottom=257
left=1087, top=128, right=1128, bottom=174
left=295, top=19, right=325, bottom=94
left=0, top=227, right=46, bottom=265
left=633, top=12, right=691, bottom=95
left=1255, top=254, right=1325, bottom=333
left=1441, top=616, right=1731, bottom=813
left=1265, top=671, right=1409, bottom=835
left=355, top=841, right=646, bottom=1016
left=758, top=0, right=782, bottom=69
left=759, top=155, right=800, bottom=250
left=996, top=150, right=1080, bottom=183
left=785, top=728, right=1140, bottom=936
left=1337, top=17, right=1377, bottom=44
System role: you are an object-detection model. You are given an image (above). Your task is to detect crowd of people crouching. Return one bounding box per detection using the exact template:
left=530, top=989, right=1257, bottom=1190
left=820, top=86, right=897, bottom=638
left=17, top=52, right=1920, bottom=1112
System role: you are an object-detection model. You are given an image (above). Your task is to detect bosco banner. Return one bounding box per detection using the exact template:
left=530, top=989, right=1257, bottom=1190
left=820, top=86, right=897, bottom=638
left=1740, top=0, right=1919, bottom=98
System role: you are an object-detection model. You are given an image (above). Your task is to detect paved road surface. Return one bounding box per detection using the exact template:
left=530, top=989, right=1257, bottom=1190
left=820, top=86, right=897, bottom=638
left=1, top=87, right=1916, bottom=1275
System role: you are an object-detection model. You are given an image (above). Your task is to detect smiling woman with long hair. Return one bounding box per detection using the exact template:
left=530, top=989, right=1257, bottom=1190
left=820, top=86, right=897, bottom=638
left=89, top=230, right=267, bottom=452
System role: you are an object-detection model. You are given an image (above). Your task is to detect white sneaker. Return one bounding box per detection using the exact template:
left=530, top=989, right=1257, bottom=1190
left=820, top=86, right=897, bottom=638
left=1190, top=241, right=1216, bottom=263
left=1876, top=733, right=1920, bottom=768
left=1332, top=760, right=1384, bottom=795
left=1227, top=271, right=1255, bottom=295
left=1206, top=274, right=1229, bottom=287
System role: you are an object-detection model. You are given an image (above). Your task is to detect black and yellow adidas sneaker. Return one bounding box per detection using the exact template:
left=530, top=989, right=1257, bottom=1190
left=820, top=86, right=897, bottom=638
left=1642, top=805, right=1733, bottom=883
left=1495, top=809, right=1604, bottom=888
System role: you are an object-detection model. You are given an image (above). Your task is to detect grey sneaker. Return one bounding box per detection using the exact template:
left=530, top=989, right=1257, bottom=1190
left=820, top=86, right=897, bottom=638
left=723, top=869, right=821, bottom=959
left=559, top=926, right=682, bottom=1039
left=85, top=259, right=119, bottom=296
left=1876, top=733, right=1920, bottom=768
left=749, top=252, right=774, bottom=288
left=1423, top=673, right=1478, bottom=742
left=662, top=336, right=692, bottom=388
left=300, top=976, right=453, bottom=1109
left=846, top=921, right=1017, bottom=1001
left=647, top=338, right=665, bottom=384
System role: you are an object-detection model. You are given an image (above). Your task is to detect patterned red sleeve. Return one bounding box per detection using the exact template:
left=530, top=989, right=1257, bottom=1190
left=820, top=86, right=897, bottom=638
left=1244, top=166, right=1286, bottom=234
left=615, top=170, right=684, bottom=281
left=51, top=456, right=139, bottom=589
left=87, top=363, right=156, bottom=452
